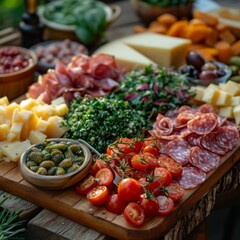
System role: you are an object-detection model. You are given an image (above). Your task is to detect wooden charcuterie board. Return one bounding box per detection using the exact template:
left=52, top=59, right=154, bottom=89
left=0, top=142, right=240, bottom=240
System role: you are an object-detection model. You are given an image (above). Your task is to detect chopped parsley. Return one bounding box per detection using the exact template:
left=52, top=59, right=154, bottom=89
left=64, top=96, right=151, bottom=153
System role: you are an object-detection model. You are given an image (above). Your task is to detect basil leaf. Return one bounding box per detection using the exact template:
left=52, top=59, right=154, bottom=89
left=75, top=26, right=93, bottom=45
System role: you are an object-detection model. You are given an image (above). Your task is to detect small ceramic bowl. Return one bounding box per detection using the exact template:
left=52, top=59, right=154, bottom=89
left=19, top=138, right=92, bottom=189
left=0, top=46, right=37, bottom=100
left=186, top=61, right=232, bottom=86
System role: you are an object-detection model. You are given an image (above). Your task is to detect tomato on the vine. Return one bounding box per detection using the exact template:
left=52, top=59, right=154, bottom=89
left=91, top=159, right=110, bottom=176
left=158, top=157, right=183, bottom=177
left=86, top=186, right=109, bottom=205
left=105, top=194, right=128, bottom=214
left=131, top=154, right=149, bottom=171
left=140, top=193, right=159, bottom=217
left=163, top=183, right=185, bottom=202
left=138, top=177, right=160, bottom=194
left=144, top=152, right=158, bottom=169
left=157, top=195, right=174, bottom=215
left=95, top=168, right=114, bottom=187
left=76, top=175, right=97, bottom=195
left=154, top=167, right=172, bottom=187
left=143, top=145, right=159, bottom=157
left=118, top=178, right=142, bottom=202
left=123, top=202, right=145, bottom=226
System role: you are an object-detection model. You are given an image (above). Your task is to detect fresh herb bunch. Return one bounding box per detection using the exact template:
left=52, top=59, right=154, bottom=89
left=142, top=0, right=194, bottom=7
left=64, top=97, right=151, bottom=153
left=43, top=0, right=107, bottom=45
left=112, top=65, right=195, bottom=115
left=0, top=195, right=26, bottom=240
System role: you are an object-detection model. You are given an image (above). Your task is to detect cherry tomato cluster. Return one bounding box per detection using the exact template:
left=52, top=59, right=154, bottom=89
left=75, top=137, right=185, bottom=227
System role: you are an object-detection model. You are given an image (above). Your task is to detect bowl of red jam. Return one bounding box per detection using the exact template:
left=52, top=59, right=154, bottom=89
left=0, top=46, right=37, bottom=100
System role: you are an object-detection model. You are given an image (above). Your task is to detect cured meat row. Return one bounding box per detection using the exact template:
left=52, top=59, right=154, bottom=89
left=150, top=104, right=240, bottom=189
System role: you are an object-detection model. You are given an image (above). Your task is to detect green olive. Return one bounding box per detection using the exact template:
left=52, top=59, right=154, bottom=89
left=67, top=164, right=80, bottom=173
left=56, top=167, right=65, bottom=175
left=68, top=144, right=80, bottom=153
left=42, top=153, right=51, bottom=161
left=51, top=149, right=62, bottom=158
left=229, top=65, right=240, bottom=76
left=37, top=167, right=48, bottom=175
left=52, top=154, right=64, bottom=165
left=59, top=158, right=73, bottom=169
left=28, top=152, right=43, bottom=164
left=48, top=166, right=58, bottom=175
left=64, top=149, right=75, bottom=158
left=29, top=166, right=39, bottom=172
left=40, top=160, right=55, bottom=168
left=26, top=161, right=37, bottom=168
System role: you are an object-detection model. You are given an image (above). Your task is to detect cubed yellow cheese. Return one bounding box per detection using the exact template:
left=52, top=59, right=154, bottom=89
left=215, top=91, right=232, bottom=106
left=218, top=83, right=226, bottom=90
left=223, top=81, right=240, bottom=96
left=29, top=130, right=47, bottom=144
left=12, top=108, right=23, bottom=124
left=0, top=96, right=9, bottom=106
left=219, top=107, right=234, bottom=119
left=31, top=105, right=56, bottom=120
left=192, top=86, right=205, bottom=102
left=55, top=104, right=68, bottom=117
left=0, top=106, right=7, bottom=124
left=20, top=110, right=39, bottom=139
left=233, top=105, right=240, bottom=125
left=51, top=97, right=66, bottom=106
left=35, top=118, right=49, bottom=132
left=7, top=133, right=18, bottom=142
left=202, top=84, right=220, bottom=104
left=0, top=124, right=9, bottom=141
left=231, top=96, right=240, bottom=106
left=9, top=122, right=23, bottom=141
left=19, top=98, right=40, bottom=110
left=94, top=40, right=155, bottom=70
left=123, top=33, right=191, bottom=68
left=0, top=140, right=31, bottom=162
left=5, top=103, right=21, bottom=120
left=45, top=116, right=69, bottom=138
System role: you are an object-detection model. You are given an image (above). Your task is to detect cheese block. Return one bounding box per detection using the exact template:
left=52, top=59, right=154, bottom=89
left=45, top=116, right=69, bottom=138
left=123, top=33, right=191, bottom=68
left=233, top=105, right=240, bottom=125
left=94, top=40, right=155, bottom=70
left=215, top=90, right=232, bottom=106
left=202, top=84, right=220, bottom=104
left=231, top=96, right=240, bottom=106
left=222, top=80, right=240, bottom=96
left=191, top=86, right=205, bottom=102
left=0, top=124, right=9, bottom=141
left=0, top=140, right=31, bottom=162
left=0, top=97, right=9, bottom=106
left=29, top=130, right=47, bottom=144
left=219, top=106, right=234, bottom=119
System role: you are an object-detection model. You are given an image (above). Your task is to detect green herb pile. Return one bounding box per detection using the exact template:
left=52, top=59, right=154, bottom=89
left=43, top=0, right=107, bottom=45
left=112, top=65, right=195, bottom=115
left=64, top=97, right=151, bottom=153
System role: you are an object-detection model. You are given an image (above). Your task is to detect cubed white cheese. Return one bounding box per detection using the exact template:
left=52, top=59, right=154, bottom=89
left=219, top=107, right=234, bottom=119
left=223, top=81, right=240, bottom=96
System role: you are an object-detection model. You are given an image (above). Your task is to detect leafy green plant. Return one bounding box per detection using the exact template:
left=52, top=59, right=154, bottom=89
left=142, top=0, right=194, bottom=6
left=0, top=195, right=26, bottom=240
left=43, top=0, right=107, bottom=45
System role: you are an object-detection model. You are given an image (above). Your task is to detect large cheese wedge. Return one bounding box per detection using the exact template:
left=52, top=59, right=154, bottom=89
left=123, top=33, right=191, bottom=68
left=94, top=40, right=155, bottom=70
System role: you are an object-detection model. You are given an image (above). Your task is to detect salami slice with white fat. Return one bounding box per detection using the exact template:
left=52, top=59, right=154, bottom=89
left=216, top=126, right=239, bottom=150
left=155, top=116, right=174, bottom=136
left=187, top=133, right=202, bottom=147
left=189, top=146, right=221, bottom=172
left=198, top=104, right=216, bottom=113
left=187, top=113, right=218, bottom=135
left=174, top=112, right=195, bottom=129
left=166, top=139, right=191, bottom=166
left=175, top=166, right=206, bottom=189
left=201, top=132, right=228, bottom=155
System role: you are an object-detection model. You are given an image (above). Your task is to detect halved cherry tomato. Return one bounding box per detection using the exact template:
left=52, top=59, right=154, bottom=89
left=131, top=154, right=149, bottom=171
left=75, top=175, right=97, bottom=195
left=118, top=178, right=142, bottom=202
left=143, top=145, right=159, bottom=157
left=95, top=168, right=114, bottom=187
left=154, top=167, right=172, bottom=187
left=157, top=195, right=174, bottom=215
left=91, top=159, right=109, bottom=176
left=144, top=152, right=158, bottom=169
left=164, top=183, right=185, bottom=202
left=123, top=202, right=145, bottom=226
left=105, top=194, right=128, bottom=214
left=138, top=177, right=160, bottom=194
left=86, top=186, right=109, bottom=205
left=140, top=194, right=159, bottom=217
left=158, top=157, right=183, bottom=177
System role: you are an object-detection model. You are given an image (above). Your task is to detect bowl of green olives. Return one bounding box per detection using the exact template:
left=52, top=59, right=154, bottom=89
left=179, top=51, right=232, bottom=86
left=19, top=138, right=92, bottom=189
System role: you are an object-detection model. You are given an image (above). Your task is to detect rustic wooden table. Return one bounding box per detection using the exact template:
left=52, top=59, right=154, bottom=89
left=1, top=1, right=240, bottom=240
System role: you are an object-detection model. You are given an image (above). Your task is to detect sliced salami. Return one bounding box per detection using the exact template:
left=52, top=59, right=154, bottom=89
left=155, top=116, right=174, bottom=136
left=198, top=104, right=216, bottom=113
left=189, top=146, right=221, bottom=172
left=174, top=112, right=195, bottom=129
left=216, top=126, right=239, bottom=150
left=187, top=113, right=218, bottom=135
left=201, top=132, right=228, bottom=155
left=187, top=133, right=202, bottom=147
left=175, top=166, right=206, bottom=189
left=166, top=139, right=191, bottom=166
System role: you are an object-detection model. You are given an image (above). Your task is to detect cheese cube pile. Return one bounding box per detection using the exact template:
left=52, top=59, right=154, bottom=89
left=192, top=80, right=240, bottom=125
left=0, top=97, right=69, bottom=161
